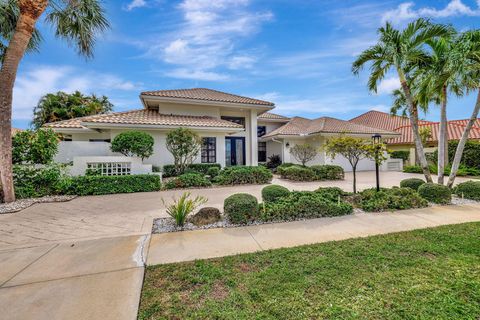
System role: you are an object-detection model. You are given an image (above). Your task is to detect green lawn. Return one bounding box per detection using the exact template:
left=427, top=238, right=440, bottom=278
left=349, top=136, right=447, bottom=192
left=139, top=223, right=480, bottom=320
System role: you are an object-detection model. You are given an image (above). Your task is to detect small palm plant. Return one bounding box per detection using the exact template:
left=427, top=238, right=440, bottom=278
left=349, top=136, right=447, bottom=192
left=163, top=193, right=207, bottom=228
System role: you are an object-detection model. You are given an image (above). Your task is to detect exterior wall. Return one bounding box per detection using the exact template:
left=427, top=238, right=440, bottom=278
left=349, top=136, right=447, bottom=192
left=70, top=156, right=152, bottom=176
left=266, top=140, right=282, bottom=161
left=157, top=102, right=220, bottom=117
left=282, top=136, right=325, bottom=165
left=55, top=141, right=115, bottom=163
left=70, top=131, right=111, bottom=141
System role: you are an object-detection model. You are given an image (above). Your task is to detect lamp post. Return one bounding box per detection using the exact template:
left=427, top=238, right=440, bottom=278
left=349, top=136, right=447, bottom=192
left=372, top=133, right=382, bottom=192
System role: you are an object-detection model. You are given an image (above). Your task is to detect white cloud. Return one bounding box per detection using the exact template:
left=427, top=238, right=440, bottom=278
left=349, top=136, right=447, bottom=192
left=124, top=0, right=147, bottom=11
left=376, top=76, right=400, bottom=95
left=382, top=0, right=480, bottom=24
left=141, top=0, right=272, bottom=80
left=165, top=68, right=230, bottom=81
left=13, top=65, right=140, bottom=121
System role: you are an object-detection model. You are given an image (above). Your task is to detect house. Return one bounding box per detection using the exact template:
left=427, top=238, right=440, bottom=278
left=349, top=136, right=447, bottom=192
left=45, top=88, right=402, bottom=172
left=12, top=128, right=23, bottom=135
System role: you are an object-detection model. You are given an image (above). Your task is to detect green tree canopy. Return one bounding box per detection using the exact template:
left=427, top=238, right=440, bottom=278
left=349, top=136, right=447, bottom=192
left=111, top=131, right=154, bottom=160
left=166, top=128, right=201, bottom=175
left=12, top=129, right=59, bottom=164
left=32, top=91, right=113, bottom=129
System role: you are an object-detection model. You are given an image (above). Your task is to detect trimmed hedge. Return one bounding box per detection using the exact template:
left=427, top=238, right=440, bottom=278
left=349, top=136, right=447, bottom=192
left=391, top=150, right=409, bottom=161
left=261, top=191, right=353, bottom=222
left=418, top=183, right=451, bottom=204
left=310, top=165, right=344, bottom=180
left=279, top=164, right=344, bottom=181
left=164, top=173, right=211, bottom=189
left=13, top=164, right=67, bottom=199
left=276, top=163, right=296, bottom=175
left=63, top=174, right=161, bottom=196
left=453, top=181, right=480, bottom=200
left=315, top=187, right=347, bottom=202
left=215, top=166, right=273, bottom=185
left=162, top=163, right=221, bottom=177
left=280, top=166, right=316, bottom=181
left=400, top=178, right=425, bottom=191
left=360, top=187, right=428, bottom=212
left=224, top=193, right=259, bottom=224
left=262, top=185, right=290, bottom=203
left=403, top=165, right=423, bottom=174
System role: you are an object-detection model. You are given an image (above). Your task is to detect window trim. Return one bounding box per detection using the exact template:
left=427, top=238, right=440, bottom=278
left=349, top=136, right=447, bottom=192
left=258, top=141, right=267, bottom=162
left=201, top=137, right=217, bottom=163
left=257, top=125, right=266, bottom=137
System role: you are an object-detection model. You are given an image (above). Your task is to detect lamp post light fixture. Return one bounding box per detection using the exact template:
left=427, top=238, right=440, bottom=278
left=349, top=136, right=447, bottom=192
left=372, top=133, right=382, bottom=192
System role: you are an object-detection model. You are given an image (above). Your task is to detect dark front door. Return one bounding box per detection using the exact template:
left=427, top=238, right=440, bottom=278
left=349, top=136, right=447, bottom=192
left=225, top=137, right=245, bottom=166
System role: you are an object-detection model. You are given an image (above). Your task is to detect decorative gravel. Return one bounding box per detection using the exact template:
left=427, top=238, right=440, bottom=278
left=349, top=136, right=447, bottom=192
left=0, top=195, right=76, bottom=214
left=451, top=196, right=480, bottom=206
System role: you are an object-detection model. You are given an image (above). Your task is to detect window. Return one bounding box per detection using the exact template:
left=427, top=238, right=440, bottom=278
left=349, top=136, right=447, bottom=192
left=257, top=126, right=266, bottom=137
left=87, top=162, right=131, bottom=176
left=89, top=139, right=111, bottom=143
left=202, top=137, right=216, bottom=163
left=258, top=141, right=267, bottom=162
left=221, top=116, right=245, bottom=127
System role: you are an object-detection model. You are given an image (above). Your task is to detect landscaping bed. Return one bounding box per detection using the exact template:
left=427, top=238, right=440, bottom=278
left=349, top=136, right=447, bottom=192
left=0, top=195, right=76, bottom=214
left=140, top=222, right=480, bottom=319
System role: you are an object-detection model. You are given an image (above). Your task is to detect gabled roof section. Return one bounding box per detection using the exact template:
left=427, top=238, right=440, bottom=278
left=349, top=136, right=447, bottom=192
left=350, top=110, right=431, bottom=131
left=258, top=112, right=290, bottom=121
left=263, top=116, right=399, bottom=138
left=389, top=122, right=480, bottom=145
left=44, top=109, right=244, bottom=130
left=141, top=88, right=274, bottom=106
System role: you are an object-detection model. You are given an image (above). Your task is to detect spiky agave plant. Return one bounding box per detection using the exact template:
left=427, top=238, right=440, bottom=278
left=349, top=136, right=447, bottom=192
left=163, top=192, right=207, bottom=228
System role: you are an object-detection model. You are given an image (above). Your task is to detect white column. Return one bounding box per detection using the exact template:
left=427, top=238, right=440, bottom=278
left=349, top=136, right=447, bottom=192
left=250, top=109, right=258, bottom=166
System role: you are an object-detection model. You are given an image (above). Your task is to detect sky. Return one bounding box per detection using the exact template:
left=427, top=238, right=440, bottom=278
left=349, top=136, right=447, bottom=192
left=11, top=0, right=480, bottom=129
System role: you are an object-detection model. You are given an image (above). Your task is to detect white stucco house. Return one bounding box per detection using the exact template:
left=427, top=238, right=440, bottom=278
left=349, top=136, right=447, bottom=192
left=45, top=88, right=402, bottom=173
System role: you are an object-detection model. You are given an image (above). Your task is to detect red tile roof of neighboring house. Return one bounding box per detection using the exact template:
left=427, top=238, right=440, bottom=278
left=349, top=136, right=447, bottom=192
left=263, top=116, right=399, bottom=138
left=12, top=128, right=23, bottom=135
left=44, top=109, right=244, bottom=130
left=388, top=122, right=480, bottom=145
left=141, top=88, right=274, bottom=106
left=258, top=112, right=290, bottom=121
left=350, top=110, right=431, bottom=131
left=448, top=119, right=480, bottom=128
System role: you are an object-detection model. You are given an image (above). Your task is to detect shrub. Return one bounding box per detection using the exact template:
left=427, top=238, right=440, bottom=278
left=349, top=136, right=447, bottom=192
left=403, top=165, right=423, bottom=173
left=390, top=150, right=410, bottom=162
left=63, top=174, right=161, bottom=196
left=163, top=192, right=207, bottom=228
left=164, top=173, right=211, bottom=189
left=13, top=164, right=67, bottom=199
left=261, top=191, right=353, bottom=222
left=280, top=165, right=316, bottom=181
left=315, top=187, right=347, bottom=202
left=215, top=166, right=273, bottom=185
left=262, top=185, right=290, bottom=203
left=453, top=181, right=480, bottom=200
left=290, top=144, right=318, bottom=166
left=162, top=163, right=221, bottom=177
left=276, top=163, right=296, bottom=175
left=166, top=128, right=202, bottom=175
left=266, top=154, right=282, bottom=169
left=310, top=165, right=344, bottom=180
left=360, top=187, right=428, bottom=212
left=206, top=166, right=220, bottom=179
left=13, top=129, right=58, bottom=164
left=224, top=193, right=259, bottom=224
left=417, top=183, right=452, bottom=204
left=400, top=178, right=425, bottom=191
left=111, top=131, right=154, bottom=160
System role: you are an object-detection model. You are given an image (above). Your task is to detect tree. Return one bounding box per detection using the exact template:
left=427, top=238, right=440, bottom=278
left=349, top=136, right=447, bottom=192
left=166, top=128, right=202, bottom=175
left=110, top=131, right=154, bottom=160
left=353, top=18, right=450, bottom=183
left=12, top=128, right=58, bottom=164
left=289, top=143, right=317, bottom=166
left=0, top=0, right=109, bottom=203
left=32, top=91, right=113, bottom=129
left=325, top=136, right=387, bottom=193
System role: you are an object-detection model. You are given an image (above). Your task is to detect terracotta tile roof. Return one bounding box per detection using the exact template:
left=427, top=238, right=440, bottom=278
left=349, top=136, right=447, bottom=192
left=44, top=109, right=244, bottom=130
left=258, top=112, right=290, bottom=121
left=388, top=122, right=480, bottom=145
left=263, top=116, right=399, bottom=138
left=350, top=110, right=431, bottom=131
left=449, top=119, right=480, bottom=128
left=141, top=88, right=274, bottom=106
left=12, top=127, right=23, bottom=135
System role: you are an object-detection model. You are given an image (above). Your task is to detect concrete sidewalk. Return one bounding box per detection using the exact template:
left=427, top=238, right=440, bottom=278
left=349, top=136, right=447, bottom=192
left=147, top=203, right=480, bottom=265
left=0, top=235, right=149, bottom=320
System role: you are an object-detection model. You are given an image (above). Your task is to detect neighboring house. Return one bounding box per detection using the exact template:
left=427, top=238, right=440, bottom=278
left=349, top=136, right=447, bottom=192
left=45, top=88, right=403, bottom=172
left=12, top=128, right=23, bottom=135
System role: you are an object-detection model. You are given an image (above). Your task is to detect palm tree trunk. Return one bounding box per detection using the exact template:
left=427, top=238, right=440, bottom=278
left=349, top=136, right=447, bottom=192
left=0, top=0, right=47, bottom=203
left=397, top=70, right=433, bottom=183
left=447, top=88, right=480, bottom=188
left=437, top=86, right=447, bottom=184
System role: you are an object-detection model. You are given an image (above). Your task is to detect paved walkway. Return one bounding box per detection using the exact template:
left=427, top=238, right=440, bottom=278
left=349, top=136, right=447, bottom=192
left=147, top=204, right=480, bottom=265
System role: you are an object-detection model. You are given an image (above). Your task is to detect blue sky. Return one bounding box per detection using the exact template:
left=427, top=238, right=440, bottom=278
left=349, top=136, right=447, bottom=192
left=12, top=0, right=480, bottom=129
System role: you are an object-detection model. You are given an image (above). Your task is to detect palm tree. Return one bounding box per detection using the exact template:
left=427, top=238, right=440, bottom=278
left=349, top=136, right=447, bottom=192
left=352, top=18, right=450, bottom=183
left=446, top=30, right=480, bottom=188
left=0, top=0, right=109, bottom=202
left=32, top=91, right=113, bottom=129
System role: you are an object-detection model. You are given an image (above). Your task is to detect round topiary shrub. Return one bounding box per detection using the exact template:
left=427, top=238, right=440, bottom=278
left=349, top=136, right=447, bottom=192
left=224, top=193, right=259, bottom=224
left=111, top=131, right=154, bottom=160
left=418, top=183, right=452, bottom=204
left=262, top=185, right=290, bottom=203
left=400, top=178, right=425, bottom=191
left=453, top=180, right=480, bottom=200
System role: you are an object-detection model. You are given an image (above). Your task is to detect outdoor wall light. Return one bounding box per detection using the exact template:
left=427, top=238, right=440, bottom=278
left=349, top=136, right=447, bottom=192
left=286, top=142, right=290, bottom=147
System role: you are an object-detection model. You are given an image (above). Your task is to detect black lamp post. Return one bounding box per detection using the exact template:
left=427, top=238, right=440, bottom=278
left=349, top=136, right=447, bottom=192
left=372, top=133, right=382, bottom=192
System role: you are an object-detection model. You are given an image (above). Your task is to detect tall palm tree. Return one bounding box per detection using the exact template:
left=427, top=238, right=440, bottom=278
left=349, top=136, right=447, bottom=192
left=446, top=30, right=480, bottom=188
left=0, top=0, right=109, bottom=202
left=352, top=18, right=450, bottom=183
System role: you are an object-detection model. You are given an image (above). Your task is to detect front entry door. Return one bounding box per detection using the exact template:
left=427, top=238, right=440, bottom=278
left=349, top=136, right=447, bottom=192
left=225, top=137, right=245, bottom=166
